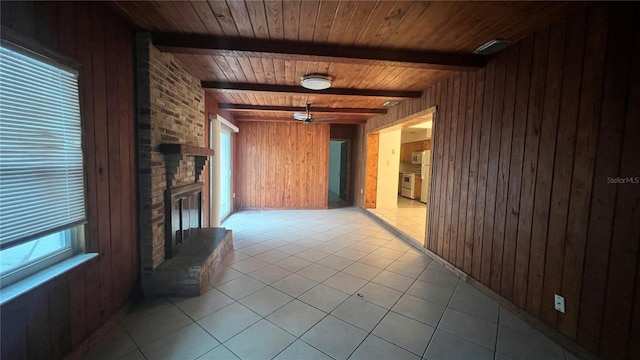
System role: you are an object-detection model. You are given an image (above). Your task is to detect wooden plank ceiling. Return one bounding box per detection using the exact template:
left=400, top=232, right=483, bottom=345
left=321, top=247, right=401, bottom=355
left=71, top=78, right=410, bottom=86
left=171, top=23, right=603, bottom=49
left=112, top=1, right=571, bottom=124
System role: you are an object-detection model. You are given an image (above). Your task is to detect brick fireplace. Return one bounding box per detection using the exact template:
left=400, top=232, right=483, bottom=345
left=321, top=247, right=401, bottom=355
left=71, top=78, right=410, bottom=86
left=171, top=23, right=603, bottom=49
left=158, top=143, right=212, bottom=260
left=135, top=33, right=233, bottom=297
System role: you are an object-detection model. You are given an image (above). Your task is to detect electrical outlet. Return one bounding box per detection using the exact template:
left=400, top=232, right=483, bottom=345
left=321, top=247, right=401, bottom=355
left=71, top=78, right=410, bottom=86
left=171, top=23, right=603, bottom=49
left=554, top=294, right=565, bottom=313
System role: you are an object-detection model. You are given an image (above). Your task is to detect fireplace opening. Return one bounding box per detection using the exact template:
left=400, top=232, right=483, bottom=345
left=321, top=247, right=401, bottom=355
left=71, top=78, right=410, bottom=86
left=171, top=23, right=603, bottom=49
left=166, top=183, right=203, bottom=259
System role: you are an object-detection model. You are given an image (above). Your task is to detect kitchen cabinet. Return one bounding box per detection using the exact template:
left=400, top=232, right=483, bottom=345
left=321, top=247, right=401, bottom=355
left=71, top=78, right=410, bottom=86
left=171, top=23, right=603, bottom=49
left=414, top=177, right=422, bottom=199
left=400, top=140, right=432, bottom=163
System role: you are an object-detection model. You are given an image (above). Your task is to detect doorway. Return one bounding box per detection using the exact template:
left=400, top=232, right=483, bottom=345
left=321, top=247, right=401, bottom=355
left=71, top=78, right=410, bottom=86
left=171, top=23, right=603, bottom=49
left=219, top=130, right=232, bottom=220
left=328, top=140, right=348, bottom=208
left=209, top=115, right=238, bottom=226
left=364, top=106, right=436, bottom=246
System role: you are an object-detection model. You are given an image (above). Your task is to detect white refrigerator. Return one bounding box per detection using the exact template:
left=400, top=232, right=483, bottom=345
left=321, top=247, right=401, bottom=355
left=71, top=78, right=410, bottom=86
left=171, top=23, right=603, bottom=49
left=420, top=150, right=431, bottom=203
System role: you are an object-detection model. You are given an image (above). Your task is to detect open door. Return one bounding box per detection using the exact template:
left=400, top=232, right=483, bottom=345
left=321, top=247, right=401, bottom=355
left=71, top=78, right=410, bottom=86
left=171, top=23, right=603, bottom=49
left=339, top=142, right=348, bottom=200
left=328, top=140, right=349, bottom=207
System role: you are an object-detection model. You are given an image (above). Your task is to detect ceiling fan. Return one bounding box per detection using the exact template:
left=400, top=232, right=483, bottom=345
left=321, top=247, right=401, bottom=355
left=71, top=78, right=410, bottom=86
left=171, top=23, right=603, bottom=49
left=293, top=103, right=337, bottom=124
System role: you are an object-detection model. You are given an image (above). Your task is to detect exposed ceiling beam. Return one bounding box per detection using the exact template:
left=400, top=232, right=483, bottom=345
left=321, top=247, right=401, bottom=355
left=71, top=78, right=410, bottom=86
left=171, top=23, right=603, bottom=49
left=220, top=103, right=387, bottom=115
left=153, top=33, right=487, bottom=71
left=202, top=82, right=421, bottom=99
left=234, top=116, right=367, bottom=125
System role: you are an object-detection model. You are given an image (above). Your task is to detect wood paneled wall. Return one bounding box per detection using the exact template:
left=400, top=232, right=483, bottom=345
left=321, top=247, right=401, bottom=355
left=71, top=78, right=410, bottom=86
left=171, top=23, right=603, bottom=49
left=330, top=124, right=357, bottom=140
left=578, top=4, right=640, bottom=357
left=234, top=121, right=330, bottom=209
left=0, top=2, right=137, bottom=358
left=361, top=4, right=640, bottom=359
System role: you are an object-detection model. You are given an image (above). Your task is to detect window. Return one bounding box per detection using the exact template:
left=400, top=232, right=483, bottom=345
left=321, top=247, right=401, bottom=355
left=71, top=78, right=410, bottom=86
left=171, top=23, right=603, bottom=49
left=0, top=41, right=86, bottom=287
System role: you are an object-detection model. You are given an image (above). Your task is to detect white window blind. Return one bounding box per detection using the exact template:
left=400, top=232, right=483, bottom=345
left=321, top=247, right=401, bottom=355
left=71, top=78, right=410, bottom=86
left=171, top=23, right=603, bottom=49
left=0, top=44, right=86, bottom=250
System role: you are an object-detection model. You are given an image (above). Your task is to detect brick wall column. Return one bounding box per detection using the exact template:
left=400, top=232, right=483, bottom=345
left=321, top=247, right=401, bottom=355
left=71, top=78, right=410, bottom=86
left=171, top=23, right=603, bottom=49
left=135, top=32, right=206, bottom=278
left=135, top=33, right=154, bottom=275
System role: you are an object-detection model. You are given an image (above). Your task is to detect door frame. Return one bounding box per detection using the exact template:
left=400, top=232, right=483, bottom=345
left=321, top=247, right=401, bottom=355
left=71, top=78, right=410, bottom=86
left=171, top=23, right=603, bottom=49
left=363, top=106, right=438, bottom=244
left=364, top=133, right=379, bottom=209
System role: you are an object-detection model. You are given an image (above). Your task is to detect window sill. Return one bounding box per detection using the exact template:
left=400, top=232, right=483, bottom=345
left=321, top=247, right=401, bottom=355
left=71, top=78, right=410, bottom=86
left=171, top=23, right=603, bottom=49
left=0, top=253, right=98, bottom=306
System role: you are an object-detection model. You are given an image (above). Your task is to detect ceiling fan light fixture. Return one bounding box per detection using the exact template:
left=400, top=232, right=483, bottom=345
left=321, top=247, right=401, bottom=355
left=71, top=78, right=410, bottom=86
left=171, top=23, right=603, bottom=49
left=300, top=74, right=332, bottom=90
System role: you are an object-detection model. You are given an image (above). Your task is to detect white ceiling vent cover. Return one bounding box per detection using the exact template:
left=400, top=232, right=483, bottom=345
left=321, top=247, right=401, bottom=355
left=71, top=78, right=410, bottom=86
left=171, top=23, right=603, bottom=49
left=474, top=39, right=512, bottom=55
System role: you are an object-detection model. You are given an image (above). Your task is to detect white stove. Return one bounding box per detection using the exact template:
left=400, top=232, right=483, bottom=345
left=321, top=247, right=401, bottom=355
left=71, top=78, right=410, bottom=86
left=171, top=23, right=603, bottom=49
left=400, top=173, right=416, bottom=199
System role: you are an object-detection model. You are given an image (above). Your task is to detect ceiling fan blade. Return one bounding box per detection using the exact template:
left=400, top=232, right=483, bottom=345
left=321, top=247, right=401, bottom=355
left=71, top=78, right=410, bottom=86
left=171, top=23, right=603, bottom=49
left=294, top=112, right=309, bottom=120
left=311, top=116, right=338, bottom=122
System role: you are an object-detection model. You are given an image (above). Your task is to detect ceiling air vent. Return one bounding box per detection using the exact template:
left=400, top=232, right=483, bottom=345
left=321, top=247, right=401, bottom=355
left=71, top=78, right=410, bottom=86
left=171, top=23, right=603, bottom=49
left=474, top=39, right=512, bottom=55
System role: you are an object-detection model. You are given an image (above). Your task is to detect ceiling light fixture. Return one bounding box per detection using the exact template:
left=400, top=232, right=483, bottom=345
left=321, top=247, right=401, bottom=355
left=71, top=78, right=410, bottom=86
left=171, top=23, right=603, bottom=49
left=383, top=100, right=399, bottom=107
left=300, top=74, right=332, bottom=90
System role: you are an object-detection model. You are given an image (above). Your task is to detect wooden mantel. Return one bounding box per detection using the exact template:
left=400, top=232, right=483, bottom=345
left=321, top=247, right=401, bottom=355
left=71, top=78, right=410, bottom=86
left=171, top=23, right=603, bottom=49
left=159, top=143, right=214, bottom=185
left=159, top=143, right=215, bottom=157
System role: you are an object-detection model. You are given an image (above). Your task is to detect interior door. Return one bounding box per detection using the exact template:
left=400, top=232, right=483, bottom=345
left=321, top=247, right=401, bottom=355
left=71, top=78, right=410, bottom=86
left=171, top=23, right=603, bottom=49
left=339, top=142, right=348, bottom=200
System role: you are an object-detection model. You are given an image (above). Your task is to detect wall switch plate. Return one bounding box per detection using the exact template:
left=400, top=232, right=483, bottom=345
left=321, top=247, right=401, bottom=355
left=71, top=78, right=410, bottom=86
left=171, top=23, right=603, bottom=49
left=233, top=193, right=236, bottom=198
left=554, top=294, right=565, bottom=313
left=361, top=189, right=363, bottom=194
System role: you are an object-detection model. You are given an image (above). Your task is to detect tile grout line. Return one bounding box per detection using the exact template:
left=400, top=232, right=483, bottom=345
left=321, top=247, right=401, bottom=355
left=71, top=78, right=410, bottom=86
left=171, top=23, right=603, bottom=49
left=169, top=296, right=246, bottom=359
left=262, top=236, right=415, bottom=359
left=420, top=277, right=463, bottom=360
left=204, top=231, right=348, bottom=358
left=493, top=306, right=502, bottom=360
left=238, top=214, right=416, bottom=358
left=258, top=261, right=371, bottom=359
left=342, top=253, right=438, bottom=359
left=117, top=322, right=149, bottom=360
left=215, top=252, right=371, bottom=359
left=124, top=297, right=229, bottom=359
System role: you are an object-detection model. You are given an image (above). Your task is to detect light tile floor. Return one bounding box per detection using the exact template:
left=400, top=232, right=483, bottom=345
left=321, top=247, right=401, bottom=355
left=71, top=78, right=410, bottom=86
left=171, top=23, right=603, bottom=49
left=83, top=207, right=578, bottom=360
left=369, top=196, right=428, bottom=244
